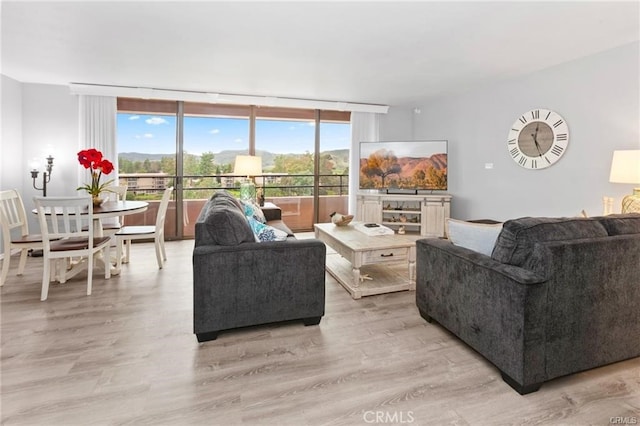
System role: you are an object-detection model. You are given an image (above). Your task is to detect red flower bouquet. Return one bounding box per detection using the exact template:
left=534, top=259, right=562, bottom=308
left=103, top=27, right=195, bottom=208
left=76, top=149, right=115, bottom=201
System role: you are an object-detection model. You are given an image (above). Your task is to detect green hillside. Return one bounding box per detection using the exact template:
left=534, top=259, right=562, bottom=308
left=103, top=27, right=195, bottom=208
left=119, top=149, right=349, bottom=171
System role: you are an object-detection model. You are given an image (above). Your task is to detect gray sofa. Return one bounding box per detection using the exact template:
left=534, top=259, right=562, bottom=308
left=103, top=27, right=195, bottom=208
left=416, top=214, right=640, bottom=394
left=193, top=191, right=326, bottom=342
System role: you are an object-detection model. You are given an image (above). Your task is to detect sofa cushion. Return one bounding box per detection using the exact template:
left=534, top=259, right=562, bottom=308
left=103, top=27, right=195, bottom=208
left=247, top=217, right=289, bottom=242
left=266, top=219, right=294, bottom=237
left=203, top=191, right=255, bottom=246
left=595, top=213, right=640, bottom=236
left=446, top=218, right=503, bottom=256
left=241, top=199, right=267, bottom=224
left=491, top=217, right=608, bottom=266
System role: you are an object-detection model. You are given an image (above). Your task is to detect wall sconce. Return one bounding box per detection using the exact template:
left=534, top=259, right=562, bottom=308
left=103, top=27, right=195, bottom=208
left=234, top=155, right=262, bottom=202
left=30, top=155, right=54, bottom=196
left=609, top=149, right=640, bottom=213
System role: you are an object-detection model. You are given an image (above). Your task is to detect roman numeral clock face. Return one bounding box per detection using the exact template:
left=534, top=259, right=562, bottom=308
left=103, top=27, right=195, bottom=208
left=507, top=109, right=569, bottom=169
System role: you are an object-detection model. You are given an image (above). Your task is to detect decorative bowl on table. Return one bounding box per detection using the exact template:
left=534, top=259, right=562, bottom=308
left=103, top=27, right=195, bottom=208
left=330, top=212, right=354, bottom=226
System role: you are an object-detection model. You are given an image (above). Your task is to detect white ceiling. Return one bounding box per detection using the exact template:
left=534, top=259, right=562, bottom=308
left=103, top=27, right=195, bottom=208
left=2, top=1, right=639, bottom=108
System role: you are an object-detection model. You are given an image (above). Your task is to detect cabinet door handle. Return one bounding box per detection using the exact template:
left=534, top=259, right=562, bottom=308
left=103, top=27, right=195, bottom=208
left=380, top=253, right=394, bottom=257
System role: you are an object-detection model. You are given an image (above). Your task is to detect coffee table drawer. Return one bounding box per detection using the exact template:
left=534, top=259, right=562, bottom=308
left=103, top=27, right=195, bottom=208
left=363, top=247, right=409, bottom=264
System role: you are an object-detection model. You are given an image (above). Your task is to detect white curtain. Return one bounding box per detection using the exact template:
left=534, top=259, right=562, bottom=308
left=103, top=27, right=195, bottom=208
left=349, top=112, right=379, bottom=214
left=77, top=95, right=117, bottom=188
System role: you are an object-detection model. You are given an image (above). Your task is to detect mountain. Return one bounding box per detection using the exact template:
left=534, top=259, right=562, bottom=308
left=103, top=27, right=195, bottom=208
left=118, top=152, right=171, bottom=162
left=393, top=154, right=448, bottom=178
left=321, top=149, right=350, bottom=171
left=210, top=150, right=277, bottom=168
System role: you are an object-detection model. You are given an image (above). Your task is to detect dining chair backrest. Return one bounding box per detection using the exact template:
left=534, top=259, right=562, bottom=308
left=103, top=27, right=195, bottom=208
left=107, top=185, right=128, bottom=202
left=0, top=189, right=30, bottom=237
left=1, top=189, right=42, bottom=287
left=34, top=196, right=94, bottom=245
left=104, top=184, right=128, bottom=228
left=156, top=187, right=173, bottom=230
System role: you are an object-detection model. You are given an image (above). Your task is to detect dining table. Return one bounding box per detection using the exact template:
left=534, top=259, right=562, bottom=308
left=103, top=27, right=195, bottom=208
left=90, top=200, right=149, bottom=236
left=33, top=200, right=149, bottom=280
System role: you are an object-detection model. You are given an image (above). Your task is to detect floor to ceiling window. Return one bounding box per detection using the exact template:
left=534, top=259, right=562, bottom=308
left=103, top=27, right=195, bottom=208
left=116, top=99, right=179, bottom=238
left=255, top=107, right=317, bottom=229
left=116, top=98, right=350, bottom=237
left=318, top=111, right=351, bottom=225
left=181, top=103, right=251, bottom=236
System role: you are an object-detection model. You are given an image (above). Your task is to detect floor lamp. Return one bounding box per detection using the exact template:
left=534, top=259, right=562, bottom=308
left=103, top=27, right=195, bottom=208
left=30, top=155, right=54, bottom=196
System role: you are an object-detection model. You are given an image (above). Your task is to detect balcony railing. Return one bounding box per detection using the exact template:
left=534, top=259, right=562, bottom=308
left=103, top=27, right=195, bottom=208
left=119, top=173, right=350, bottom=238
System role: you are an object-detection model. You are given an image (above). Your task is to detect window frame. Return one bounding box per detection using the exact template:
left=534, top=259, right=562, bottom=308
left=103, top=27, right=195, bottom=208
left=117, top=98, right=350, bottom=235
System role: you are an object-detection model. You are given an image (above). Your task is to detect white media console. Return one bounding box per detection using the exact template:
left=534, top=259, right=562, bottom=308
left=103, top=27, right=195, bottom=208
left=356, top=192, right=452, bottom=237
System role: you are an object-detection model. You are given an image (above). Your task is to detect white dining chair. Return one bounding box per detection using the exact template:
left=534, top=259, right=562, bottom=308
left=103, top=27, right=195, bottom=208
left=87, top=184, right=128, bottom=263
left=115, top=187, right=173, bottom=270
left=101, top=184, right=129, bottom=235
left=0, top=189, right=44, bottom=287
left=34, top=196, right=111, bottom=301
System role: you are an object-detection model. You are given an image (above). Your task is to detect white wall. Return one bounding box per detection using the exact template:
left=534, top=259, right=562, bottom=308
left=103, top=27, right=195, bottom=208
left=379, top=106, right=413, bottom=141
left=397, top=42, right=640, bottom=220
left=22, top=83, right=79, bottom=202
left=1, top=75, right=24, bottom=253
left=1, top=80, right=80, bottom=233
left=1, top=75, right=23, bottom=194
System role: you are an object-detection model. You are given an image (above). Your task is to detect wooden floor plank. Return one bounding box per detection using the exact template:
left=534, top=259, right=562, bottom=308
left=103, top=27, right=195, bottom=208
left=1, top=239, right=639, bottom=425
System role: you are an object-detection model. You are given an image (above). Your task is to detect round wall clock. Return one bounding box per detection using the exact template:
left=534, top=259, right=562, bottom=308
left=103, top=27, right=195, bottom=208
left=507, top=108, right=569, bottom=169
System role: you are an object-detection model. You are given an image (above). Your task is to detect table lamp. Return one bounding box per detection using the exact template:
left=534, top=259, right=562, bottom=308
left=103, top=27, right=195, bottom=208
left=234, top=155, right=262, bottom=202
left=609, top=149, right=640, bottom=213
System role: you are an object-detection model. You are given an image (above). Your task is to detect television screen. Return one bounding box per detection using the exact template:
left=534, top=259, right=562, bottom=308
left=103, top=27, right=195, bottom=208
left=359, top=140, right=448, bottom=191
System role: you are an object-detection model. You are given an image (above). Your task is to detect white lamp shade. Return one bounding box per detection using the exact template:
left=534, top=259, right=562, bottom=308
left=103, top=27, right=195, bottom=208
left=29, top=158, right=41, bottom=170
left=609, top=150, right=640, bottom=184
left=234, top=155, right=262, bottom=177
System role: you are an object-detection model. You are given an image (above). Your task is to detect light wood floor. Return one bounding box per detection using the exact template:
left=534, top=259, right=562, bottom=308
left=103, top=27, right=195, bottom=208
left=1, top=239, right=639, bottom=425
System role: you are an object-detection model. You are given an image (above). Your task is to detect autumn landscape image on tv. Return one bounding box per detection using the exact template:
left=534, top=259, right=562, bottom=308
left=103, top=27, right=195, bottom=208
left=359, top=141, right=448, bottom=190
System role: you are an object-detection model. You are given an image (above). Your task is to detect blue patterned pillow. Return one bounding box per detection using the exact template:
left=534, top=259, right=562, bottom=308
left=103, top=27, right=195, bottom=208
left=247, top=217, right=288, bottom=242
left=241, top=200, right=267, bottom=224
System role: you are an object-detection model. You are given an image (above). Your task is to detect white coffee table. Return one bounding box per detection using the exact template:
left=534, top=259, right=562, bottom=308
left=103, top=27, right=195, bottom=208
left=314, top=222, right=419, bottom=299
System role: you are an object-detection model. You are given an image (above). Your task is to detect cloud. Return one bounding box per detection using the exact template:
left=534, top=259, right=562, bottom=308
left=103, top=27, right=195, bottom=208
left=145, top=117, right=168, bottom=125
left=288, top=122, right=314, bottom=130
left=144, top=133, right=153, bottom=138
left=128, top=115, right=140, bottom=120
left=234, top=138, right=243, bottom=143
left=209, top=129, right=220, bottom=134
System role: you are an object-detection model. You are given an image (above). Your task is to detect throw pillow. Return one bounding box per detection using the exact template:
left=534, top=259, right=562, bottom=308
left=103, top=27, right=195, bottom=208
left=247, top=217, right=288, bottom=242
left=241, top=199, right=267, bottom=224
left=446, top=218, right=503, bottom=256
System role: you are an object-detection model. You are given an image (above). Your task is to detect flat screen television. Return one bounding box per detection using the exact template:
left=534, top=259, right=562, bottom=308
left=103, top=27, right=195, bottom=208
left=359, top=140, right=448, bottom=192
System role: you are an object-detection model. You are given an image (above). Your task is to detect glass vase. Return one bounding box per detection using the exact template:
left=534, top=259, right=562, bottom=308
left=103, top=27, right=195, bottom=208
left=92, top=195, right=104, bottom=207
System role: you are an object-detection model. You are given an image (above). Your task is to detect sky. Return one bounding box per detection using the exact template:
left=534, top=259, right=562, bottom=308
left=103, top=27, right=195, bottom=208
left=117, top=113, right=350, bottom=156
